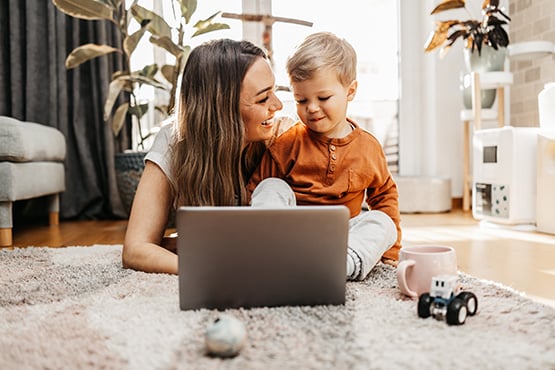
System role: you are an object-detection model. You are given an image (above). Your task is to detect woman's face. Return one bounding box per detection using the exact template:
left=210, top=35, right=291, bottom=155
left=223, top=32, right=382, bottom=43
left=240, top=57, right=283, bottom=144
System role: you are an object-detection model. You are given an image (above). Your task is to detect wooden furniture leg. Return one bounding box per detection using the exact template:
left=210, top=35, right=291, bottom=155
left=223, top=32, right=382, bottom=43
left=471, top=72, right=482, bottom=131
left=0, top=227, right=11, bottom=247
left=463, top=120, right=471, bottom=211
left=497, top=86, right=505, bottom=127
left=48, top=194, right=60, bottom=226
left=0, top=201, right=12, bottom=247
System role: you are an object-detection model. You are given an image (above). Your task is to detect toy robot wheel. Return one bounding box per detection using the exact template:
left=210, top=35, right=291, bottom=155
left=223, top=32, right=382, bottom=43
left=417, top=293, right=433, bottom=318
left=457, top=291, right=478, bottom=316
left=446, top=298, right=467, bottom=325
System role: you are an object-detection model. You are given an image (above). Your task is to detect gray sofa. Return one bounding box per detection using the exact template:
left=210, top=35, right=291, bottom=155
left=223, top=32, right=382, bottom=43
left=0, top=116, right=66, bottom=246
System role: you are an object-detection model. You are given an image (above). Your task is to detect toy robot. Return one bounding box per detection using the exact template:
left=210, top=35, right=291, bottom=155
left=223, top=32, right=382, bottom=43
left=418, top=275, right=478, bottom=325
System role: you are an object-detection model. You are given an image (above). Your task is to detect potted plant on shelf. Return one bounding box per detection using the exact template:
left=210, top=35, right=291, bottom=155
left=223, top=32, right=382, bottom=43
left=52, top=0, right=229, bottom=215
left=424, top=0, right=511, bottom=108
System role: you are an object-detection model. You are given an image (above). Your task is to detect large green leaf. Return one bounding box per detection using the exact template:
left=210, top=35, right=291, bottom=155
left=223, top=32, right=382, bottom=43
left=149, top=35, right=183, bottom=57
left=192, top=12, right=229, bottom=37
left=52, top=0, right=114, bottom=21
left=124, top=27, right=149, bottom=58
left=138, top=64, right=159, bottom=79
left=110, top=73, right=168, bottom=91
left=192, top=22, right=230, bottom=38
left=178, top=0, right=198, bottom=24
left=111, top=102, right=129, bottom=136
left=65, top=43, right=120, bottom=69
left=128, top=75, right=168, bottom=90
left=194, top=10, right=219, bottom=25
left=177, top=47, right=190, bottom=74
left=104, top=77, right=128, bottom=121
left=130, top=4, right=171, bottom=38
left=160, top=65, right=175, bottom=84
left=128, top=103, right=149, bottom=119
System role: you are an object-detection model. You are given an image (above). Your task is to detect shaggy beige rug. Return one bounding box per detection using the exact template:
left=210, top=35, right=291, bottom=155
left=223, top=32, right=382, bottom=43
left=1, top=245, right=554, bottom=370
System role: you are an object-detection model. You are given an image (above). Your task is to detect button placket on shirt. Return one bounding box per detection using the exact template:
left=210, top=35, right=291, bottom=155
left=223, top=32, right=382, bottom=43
left=326, top=143, right=337, bottom=185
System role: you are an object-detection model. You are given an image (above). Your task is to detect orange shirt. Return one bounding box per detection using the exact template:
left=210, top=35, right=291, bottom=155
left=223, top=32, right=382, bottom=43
left=247, top=119, right=401, bottom=260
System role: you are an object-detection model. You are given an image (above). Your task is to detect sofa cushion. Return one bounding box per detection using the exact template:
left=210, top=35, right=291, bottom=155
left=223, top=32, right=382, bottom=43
left=0, top=116, right=66, bottom=162
left=0, top=162, right=65, bottom=201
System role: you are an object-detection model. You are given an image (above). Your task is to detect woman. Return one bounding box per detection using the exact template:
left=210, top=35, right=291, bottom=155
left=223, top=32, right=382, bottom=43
left=122, top=39, right=284, bottom=274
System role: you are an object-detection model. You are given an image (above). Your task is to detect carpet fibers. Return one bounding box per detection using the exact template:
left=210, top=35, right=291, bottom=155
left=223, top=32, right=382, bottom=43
left=1, top=245, right=554, bottom=369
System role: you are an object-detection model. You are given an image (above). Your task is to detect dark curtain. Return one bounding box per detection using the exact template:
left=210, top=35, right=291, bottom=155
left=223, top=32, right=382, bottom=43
left=0, top=0, right=129, bottom=219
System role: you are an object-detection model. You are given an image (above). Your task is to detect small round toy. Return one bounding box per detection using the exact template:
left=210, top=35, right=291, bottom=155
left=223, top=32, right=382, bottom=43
left=205, top=314, right=247, bottom=357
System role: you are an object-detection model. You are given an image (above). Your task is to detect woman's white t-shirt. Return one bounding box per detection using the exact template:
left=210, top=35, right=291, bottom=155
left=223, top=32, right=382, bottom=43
left=144, top=123, right=173, bottom=179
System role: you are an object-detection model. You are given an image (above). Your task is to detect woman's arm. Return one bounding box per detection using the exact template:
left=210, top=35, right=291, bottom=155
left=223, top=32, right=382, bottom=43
left=122, top=161, right=178, bottom=274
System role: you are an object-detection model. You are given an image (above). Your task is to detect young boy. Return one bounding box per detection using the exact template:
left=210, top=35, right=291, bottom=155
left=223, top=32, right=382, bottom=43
left=247, top=32, right=401, bottom=281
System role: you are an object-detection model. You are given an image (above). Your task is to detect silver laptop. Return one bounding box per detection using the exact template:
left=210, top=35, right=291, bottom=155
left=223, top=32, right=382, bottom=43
left=177, top=205, right=349, bottom=310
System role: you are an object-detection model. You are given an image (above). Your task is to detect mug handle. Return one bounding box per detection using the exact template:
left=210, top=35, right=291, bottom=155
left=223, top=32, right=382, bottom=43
left=396, top=259, right=417, bottom=298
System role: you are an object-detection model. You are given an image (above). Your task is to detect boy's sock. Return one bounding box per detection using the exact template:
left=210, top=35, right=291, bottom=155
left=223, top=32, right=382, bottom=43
left=346, top=247, right=362, bottom=280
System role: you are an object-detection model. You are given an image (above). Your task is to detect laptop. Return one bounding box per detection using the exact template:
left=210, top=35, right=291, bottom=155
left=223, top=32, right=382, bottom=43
left=177, top=205, right=349, bottom=310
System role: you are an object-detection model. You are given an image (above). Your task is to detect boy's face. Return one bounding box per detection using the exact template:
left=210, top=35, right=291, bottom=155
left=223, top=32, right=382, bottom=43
left=291, top=68, right=357, bottom=138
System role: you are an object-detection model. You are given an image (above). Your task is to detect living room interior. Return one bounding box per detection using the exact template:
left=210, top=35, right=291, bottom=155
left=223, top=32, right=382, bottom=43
left=1, top=0, right=555, bottom=367
left=2, top=0, right=554, bottom=301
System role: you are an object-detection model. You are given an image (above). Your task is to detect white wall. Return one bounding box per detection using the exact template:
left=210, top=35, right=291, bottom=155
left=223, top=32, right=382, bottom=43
left=400, top=0, right=474, bottom=197
left=399, top=0, right=510, bottom=198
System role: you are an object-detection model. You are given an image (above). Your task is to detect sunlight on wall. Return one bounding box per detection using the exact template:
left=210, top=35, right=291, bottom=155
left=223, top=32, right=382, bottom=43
left=271, top=0, right=399, bottom=101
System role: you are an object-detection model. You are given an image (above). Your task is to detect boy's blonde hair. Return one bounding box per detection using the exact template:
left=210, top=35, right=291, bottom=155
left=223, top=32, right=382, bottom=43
left=286, top=32, right=357, bottom=86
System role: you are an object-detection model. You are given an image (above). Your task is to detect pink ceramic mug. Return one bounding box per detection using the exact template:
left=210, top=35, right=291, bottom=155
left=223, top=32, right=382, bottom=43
left=396, top=245, right=458, bottom=298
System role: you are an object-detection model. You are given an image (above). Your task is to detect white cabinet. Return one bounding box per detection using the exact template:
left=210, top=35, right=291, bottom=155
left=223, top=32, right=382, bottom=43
left=460, top=71, right=513, bottom=211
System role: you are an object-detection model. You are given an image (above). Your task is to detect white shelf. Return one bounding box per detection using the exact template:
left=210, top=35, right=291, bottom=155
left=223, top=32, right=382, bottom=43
left=460, top=109, right=498, bottom=121
left=508, top=41, right=554, bottom=61
left=462, top=71, right=513, bottom=90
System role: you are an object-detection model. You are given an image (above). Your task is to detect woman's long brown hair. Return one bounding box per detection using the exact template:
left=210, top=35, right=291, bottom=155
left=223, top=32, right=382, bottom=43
left=170, top=39, right=267, bottom=207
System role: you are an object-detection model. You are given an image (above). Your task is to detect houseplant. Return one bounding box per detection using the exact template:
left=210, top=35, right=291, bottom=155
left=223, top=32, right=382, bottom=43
left=424, top=0, right=511, bottom=108
left=424, top=0, right=511, bottom=58
left=52, top=0, right=229, bottom=149
left=52, top=0, right=229, bottom=214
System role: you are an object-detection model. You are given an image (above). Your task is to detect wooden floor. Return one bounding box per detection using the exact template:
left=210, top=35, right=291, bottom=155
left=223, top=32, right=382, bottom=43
left=9, top=208, right=555, bottom=308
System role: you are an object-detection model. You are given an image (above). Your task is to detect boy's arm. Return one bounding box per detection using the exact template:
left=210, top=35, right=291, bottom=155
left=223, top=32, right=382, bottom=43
left=365, top=175, right=400, bottom=226
left=365, top=174, right=402, bottom=260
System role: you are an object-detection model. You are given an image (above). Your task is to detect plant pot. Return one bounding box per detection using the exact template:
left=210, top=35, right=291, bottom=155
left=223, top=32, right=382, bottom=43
left=461, top=84, right=497, bottom=109
left=115, top=151, right=147, bottom=217
left=464, top=46, right=507, bottom=73
left=461, top=46, right=507, bottom=109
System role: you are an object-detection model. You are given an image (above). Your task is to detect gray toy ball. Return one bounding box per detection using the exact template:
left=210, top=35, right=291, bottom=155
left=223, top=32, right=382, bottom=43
left=205, top=314, right=247, bottom=357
